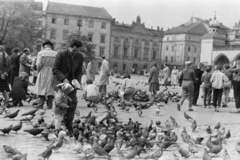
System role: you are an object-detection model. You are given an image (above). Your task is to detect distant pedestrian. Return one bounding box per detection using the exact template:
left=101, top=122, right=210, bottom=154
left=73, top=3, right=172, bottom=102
left=193, top=63, right=204, bottom=106
left=120, top=74, right=135, bottom=102
left=10, top=48, right=21, bottom=87
left=9, top=72, right=28, bottom=106
left=161, top=64, right=170, bottom=90
left=210, top=65, right=228, bottom=112
left=0, top=46, right=11, bottom=106
left=35, top=40, right=57, bottom=109
left=19, top=48, right=32, bottom=77
left=83, top=79, right=101, bottom=107
left=171, top=66, right=179, bottom=88
left=98, top=56, right=110, bottom=94
left=201, top=65, right=212, bottom=108
left=222, top=64, right=233, bottom=108
left=229, top=60, right=240, bottom=113
left=148, top=63, right=160, bottom=99
left=86, top=59, right=95, bottom=82
left=177, top=61, right=196, bottom=111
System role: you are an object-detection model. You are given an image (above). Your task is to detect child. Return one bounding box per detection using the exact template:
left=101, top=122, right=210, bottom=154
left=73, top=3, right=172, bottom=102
left=53, top=83, right=73, bottom=129
left=9, top=72, right=28, bottom=106
left=201, top=65, right=212, bottom=108
left=83, top=79, right=101, bottom=107
left=120, top=74, right=135, bottom=101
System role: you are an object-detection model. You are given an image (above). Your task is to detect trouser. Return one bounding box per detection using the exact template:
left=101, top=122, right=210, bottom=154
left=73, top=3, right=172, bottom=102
left=36, top=95, right=54, bottom=109
left=233, top=80, right=240, bottom=109
left=99, top=85, right=107, bottom=94
left=86, top=95, right=101, bottom=103
left=223, top=82, right=231, bottom=105
left=212, top=88, right=223, bottom=108
left=66, top=90, right=77, bottom=135
left=193, top=83, right=201, bottom=105
left=179, top=81, right=194, bottom=108
left=54, top=114, right=65, bottom=129
left=12, top=98, right=22, bottom=106
left=202, top=86, right=212, bottom=106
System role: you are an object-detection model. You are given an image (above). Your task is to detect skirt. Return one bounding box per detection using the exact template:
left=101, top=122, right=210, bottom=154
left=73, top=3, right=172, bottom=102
left=0, top=77, right=10, bottom=91
left=149, top=83, right=159, bottom=92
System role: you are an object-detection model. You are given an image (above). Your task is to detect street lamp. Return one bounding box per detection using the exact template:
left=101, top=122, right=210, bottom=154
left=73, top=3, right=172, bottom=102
left=77, top=15, right=82, bottom=40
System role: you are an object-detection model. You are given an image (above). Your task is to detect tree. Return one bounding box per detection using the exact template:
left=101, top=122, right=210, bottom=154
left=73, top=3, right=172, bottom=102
left=0, top=1, right=45, bottom=53
left=63, top=32, right=96, bottom=63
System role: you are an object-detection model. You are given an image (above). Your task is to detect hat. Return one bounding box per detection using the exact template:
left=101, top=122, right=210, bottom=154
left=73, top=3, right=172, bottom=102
left=42, top=40, right=53, bottom=47
left=72, top=79, right=81, bottom=90
left=56, top=83, right=74, bottom=95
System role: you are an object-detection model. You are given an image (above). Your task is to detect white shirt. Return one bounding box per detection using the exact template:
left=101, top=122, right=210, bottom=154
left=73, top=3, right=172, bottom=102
left=210, top=70, right=228, bottom=89
left=84, top=84, right=100, bottom=97
left=121, top=78, right=135, bottom=90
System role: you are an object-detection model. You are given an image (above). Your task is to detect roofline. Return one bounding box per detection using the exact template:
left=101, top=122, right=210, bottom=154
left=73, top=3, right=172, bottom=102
left=164, top=32, right=205, bottom=36
left=102, top=7, right=112, bottom=19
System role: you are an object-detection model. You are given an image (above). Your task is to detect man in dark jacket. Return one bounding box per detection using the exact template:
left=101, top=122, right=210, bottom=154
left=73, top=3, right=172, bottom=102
left=10, top=48, right=21, bottom=86
left=52, top=39, right=83, bottom=137
left=193, top=63, right=204, bottom=106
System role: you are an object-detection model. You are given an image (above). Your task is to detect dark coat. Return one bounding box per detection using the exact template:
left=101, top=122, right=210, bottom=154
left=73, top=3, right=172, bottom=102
left=194, top=68, right=204, bottom=85
left=52, top=48, right=83, bottom=84
left=9, top=77, right=28, bottom=99
left=10, top=53, right=21, bottom=77
left=148, top=66, right=159, bottom=84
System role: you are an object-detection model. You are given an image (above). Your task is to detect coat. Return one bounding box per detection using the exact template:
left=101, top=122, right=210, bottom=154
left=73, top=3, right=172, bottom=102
left=171, top=69, right=179, bottom=85
left=148, top=66, right=159, bottom=84
left=35, top=48, right=57, bottom=96
left=162, top=66, right=170, bottom=82
left=10, top=53, right=21, bottom=77
left=194, top=68, right=204, bottom=85
left=52, top=48, right=83, bottom=84
left=19, top=53, right=31, bottom=76
left=9, top=77, right=28, bottom=100
left=52, top=90, right=69, bottom=116
left=98, top=59, right=110, bottom=85
left=86, top=61, right=95, bottom=81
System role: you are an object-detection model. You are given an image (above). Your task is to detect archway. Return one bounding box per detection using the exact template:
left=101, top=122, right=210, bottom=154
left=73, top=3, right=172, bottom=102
left=214, top=54, right=229, bottom=67
left=234, top=54, right=240, bottom=61
left=132, top=64, right=138, bottom=74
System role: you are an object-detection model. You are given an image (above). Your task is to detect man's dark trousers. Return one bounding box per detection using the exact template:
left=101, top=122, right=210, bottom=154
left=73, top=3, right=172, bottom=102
left=66, top=90, right=77, bottom=135
left=193, top=83, right=201, bottom=105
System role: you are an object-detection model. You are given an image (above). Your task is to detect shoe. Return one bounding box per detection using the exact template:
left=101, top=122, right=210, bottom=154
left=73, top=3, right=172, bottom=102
left=215, top=107, right=219, bottom=112
left=177, top=103, right=181, bottom=111
left=188, top=108, right=194, bottom=111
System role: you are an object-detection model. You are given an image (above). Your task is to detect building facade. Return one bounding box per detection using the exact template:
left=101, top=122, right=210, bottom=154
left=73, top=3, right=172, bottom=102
left=110, top=16, right=164, bottom=74
left=45, top=2, right=112, bottom=66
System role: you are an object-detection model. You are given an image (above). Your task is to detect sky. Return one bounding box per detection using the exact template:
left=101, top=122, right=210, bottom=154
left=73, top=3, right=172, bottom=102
left=37, top=0, right=240, bottom=30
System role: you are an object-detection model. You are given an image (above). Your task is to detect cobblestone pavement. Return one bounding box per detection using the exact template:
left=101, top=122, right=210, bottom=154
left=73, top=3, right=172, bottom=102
left=0, top=75, right=240, bottom=160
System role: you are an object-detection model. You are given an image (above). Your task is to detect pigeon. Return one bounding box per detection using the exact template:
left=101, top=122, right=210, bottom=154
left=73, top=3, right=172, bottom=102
left=23, top=128, right=44, bottom=136
left=236, top=139, right=240, bottom=154
left=184, top=112, right=193, bottom=121
left=214, top=122, right=221, bottom=130
left=103, top=136, right=115, bottom=153
left=144, top=143, right=164, bottom=160
left=155, top=107, right=160, bottom=115
left=191, top=120, right=197, bottom=132
left=48, top=135, right=65, bottom=151
left=165, top=120, right=171, bottom=128
left=206, top=126, right=212, bottom=135
left=188, top=143, right=198, bottom=156
left=222, top=148, right=231, bottom=160
left=3, top=145, right=22, bottom=156
left=203, top=148, right=212, bottom=160
left=225, top=130, right=231, bottom=139
left=92, top=137, right=111, bottom=158
left=38, top=146, right=52, bottom=160
left=4, top=109, right=20, bottom=119
left=21, top=109, right=38, bottom=116
left=174, top=144, right=191, bottom=158
left=20, top=114, right=35, bottom=122
left=170, top=116, right=178, bottom=127
left=0, top=125, right=13, bottom=135
left=12, top=121, right=22, bottom=134
left=208, top=140, right=223, bottom=155
left=12, top=153, right=27, bottom=160
left=195, top=137, right=204, bottom=144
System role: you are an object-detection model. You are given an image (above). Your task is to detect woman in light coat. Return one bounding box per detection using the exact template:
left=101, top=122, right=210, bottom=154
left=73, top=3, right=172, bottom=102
left=171, top=66, right=179, bottom=88
left=98, top=56, right=110, bottom=94
left=35, top=40, right=57, bottom=109
left=86, top=59, right=95, bottom=82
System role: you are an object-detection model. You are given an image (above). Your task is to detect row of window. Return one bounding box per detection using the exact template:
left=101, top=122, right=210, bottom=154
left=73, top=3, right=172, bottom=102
left=165, top=45, right=198, bottom=52
left=114, top=37, right=158, bottom=46
left=51, top=17, right=106, bottom=29
left=164, top=56, right=197, bottom=63
left=50, top=29, right=106, bottom=43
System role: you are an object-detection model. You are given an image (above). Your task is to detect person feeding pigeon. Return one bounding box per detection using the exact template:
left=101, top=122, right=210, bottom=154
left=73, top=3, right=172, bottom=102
left=119, top=74, right=135, bottom=102
left=83, top=79, right=101, bottom=107
left=9, top=72, right=29, bottom=106
left=52, top=83, right=73, bottom=129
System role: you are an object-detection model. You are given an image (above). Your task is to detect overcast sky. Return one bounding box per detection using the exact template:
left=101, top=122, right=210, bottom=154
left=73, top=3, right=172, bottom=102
left=37, top=0, right=240, bottom=30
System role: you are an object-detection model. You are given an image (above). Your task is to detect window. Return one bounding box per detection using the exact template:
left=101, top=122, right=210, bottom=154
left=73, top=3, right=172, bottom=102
left=172, top=46, right=174, bottom=51
left=89, top=21, right=94, bottom=28
left=236, top=35, right=240, bottom=39
left=50, top=29, right=56, bottom=39
left=145, top=40, right=149, bottom=46
left=100, top=35, right=105, bottom=43
left=187, top=57, right=190, bottom=61
left=152, top=51, right=156, bottom=59
left=135, top=39, right=139, bottom=45
left=77, top=19, right=82, bottom=27
left=38, top=20, right=43, bottom=26
left=114, top=47, right=118, bottom=56
left=134, top=49, right=138, bottom=58
left=171, top=56, right=173, bottom=62
left=123, top=64, right=126, bottom=71
left=115, top=37, right=119, bottom=42
left=62, top=30, right=69, bottom=40
left=193, top=57, right=196, bottom=63
left=99, top=47, right=105, bottom=56
left=153, top=41, right=158, bottom=46
left=88, top=34, right=93, bottom=42
left=144, top=49, right=149, bottom=59
left=123, top=48, right=128, bottom=57
left=125, top=38, right=128, bottom=42
left=64, top=19, right=69, bottom=25
left=51, top=18, right=56, bottom=24
left=188, top=46, right=191, bottom=52
left=166, top=46, right=168, bottom=51
left=101, top=22, right=106, bottom=29
left=194, top=46, right=197, bottom=52
left=165, top=56, right=168, bottom=62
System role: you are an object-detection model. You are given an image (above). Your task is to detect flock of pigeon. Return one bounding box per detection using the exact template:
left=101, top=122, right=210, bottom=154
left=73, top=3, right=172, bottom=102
left=0, top=79, right=239, bottom=160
